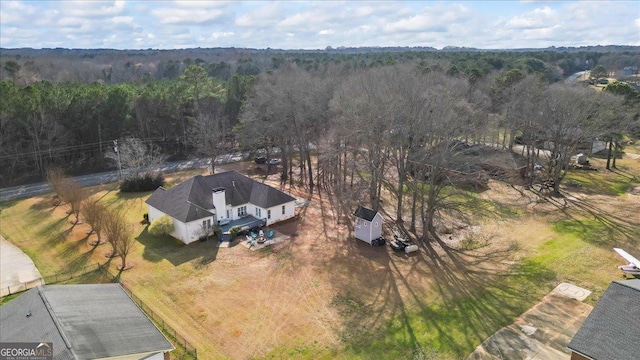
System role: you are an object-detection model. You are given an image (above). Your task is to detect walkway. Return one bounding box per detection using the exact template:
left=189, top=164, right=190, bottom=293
left=1, top=236, right=44, bottom=297
left=467, top=283, right=593, bottom=360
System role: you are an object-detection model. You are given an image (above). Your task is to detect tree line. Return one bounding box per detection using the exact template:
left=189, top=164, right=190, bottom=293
left=2, top=55, right=639, bottom=243
left=238, top=62, right=639, bottom=242
left=0, top=70, right=253, bottom=185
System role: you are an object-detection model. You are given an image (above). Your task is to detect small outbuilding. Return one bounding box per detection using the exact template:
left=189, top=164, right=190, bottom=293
left=353, top=205, right=383, bottom=245
left=567, top=279, right=640, bottom=360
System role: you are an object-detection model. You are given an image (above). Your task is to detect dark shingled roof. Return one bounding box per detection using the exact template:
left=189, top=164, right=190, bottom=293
left=0, top=284, right=174, bottom=359
left=354, top=205, right=379, bottom=222
left=568, top=280, right=640, bottom=360
left=146, top=171, right=296, bottom=222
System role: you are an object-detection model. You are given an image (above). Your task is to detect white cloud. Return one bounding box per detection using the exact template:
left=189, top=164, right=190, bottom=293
left=151, top=7, right=225, bottom=25
left=0, top=0, right=638, bottom=49
left=64, top=0, right=126, bottom=18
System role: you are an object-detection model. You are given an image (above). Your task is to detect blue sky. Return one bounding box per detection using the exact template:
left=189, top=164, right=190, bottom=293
left=1, top=1, right=638, bottom=50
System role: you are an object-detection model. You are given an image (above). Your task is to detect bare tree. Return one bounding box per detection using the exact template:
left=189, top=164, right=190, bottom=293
left=102, top=207, right=128, bottom=259
left=537, top=84, right=599, bottom=194
left=115, top=220, right=135, bottom=271
left=60, top=178, right=84, bottom=224
left=189, top=97, right=230, bottom=174
left=82, top=199, right=107, bottom=245
left=46, top=167, right=67, bottom=206
left=106, top=137, right=165, bottom=176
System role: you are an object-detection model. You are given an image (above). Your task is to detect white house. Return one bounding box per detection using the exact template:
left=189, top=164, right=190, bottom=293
left=354, top=205, right=383, bottom=244
left=146, top=171, right=297, bottom=244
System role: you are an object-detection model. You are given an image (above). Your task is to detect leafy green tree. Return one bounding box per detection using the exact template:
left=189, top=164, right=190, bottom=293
left=590, top=65, right=608, bottom=79
left=149, top=215, right=174, bottom=236
left=604, top=81, right=640, bottom=102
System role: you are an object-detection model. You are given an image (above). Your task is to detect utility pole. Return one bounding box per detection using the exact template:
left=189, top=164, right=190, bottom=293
left=98, top=124, right=103, bottom=156
left=113, top=140, right=122, bottom=179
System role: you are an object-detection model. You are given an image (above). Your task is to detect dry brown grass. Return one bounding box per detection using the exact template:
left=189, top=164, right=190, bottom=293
left=2, top=153, right=639, bottom=359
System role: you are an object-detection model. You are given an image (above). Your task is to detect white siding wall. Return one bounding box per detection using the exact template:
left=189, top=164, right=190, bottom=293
left=266, top=201, right=296, bottom=226
left=147, top=205, right=164, bottom=224
left=354, top=218, right=373, bottom=244
left=173, top=220, right=189, bottom=244
left=184, top=217, right=214, bottom=244
left=370, top=214, right=383, bottom=240
left=148, top=205, right=189, bottom=244
left=354, top=213, right=383, bottom=244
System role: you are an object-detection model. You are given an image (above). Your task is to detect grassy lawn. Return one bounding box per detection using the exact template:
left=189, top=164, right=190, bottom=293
left=1, top=157, right=638, bottom=359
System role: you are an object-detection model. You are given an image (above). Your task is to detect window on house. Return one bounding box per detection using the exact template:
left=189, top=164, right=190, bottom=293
left=202, top=220, right=207, bottom=228
left=256, top=208, right=261, bottom=218
left=282, top=205, right=285, bottom=215
left=226, top=210, right=230, bottom=219
left=375, top=222, right=379, bottom=227
left=237, top=206, right=247, bottom=217
left=267, top=210, right=271, bottom=219
left=207, top=219, right=212, bottom=229
left=364, top=221, right=368, bottom=227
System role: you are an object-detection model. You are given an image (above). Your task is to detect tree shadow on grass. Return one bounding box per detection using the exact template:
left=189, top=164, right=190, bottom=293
left=137, top=227, right=221, bottom=266
left=538, top=189, right=640, bottom=247
left=327, top=224, right=540, bottom=359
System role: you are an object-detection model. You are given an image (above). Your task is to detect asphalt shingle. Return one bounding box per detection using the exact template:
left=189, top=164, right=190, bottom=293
left=567, top=279, right=640, bottom=360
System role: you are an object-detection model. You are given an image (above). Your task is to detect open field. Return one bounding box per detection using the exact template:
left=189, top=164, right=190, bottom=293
left=1, top=152, right=639, bottom=359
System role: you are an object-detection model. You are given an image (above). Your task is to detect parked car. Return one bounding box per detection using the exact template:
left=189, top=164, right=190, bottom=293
left=254, top=155, right=267, bottom=164
left=269, top=158, right=282, bottom=165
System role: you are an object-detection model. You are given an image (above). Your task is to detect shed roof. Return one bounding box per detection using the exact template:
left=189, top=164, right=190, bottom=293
left=146, top=171, right=296, bottom=222
left=354, top=205, right=379, bottom=222
left=567, top=279, right=640, bottom=360
left=0, top=284, right=174, bottom=359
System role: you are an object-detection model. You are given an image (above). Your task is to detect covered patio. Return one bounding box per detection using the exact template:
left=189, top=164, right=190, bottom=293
left=219, top=215, right=266, bottom=241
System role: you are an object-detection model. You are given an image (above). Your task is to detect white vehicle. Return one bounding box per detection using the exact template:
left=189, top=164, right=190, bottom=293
left=613, top=248, right=640, bottom=277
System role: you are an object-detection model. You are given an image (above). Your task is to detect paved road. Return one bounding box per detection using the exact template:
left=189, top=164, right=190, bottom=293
left=0, top=151, right=251, bottom=203
left=565, top=70, right=589, bottom=83
left=1, top=236, right=44, bottom=297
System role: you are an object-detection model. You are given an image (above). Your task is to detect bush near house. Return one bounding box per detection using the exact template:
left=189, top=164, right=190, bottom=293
left=229, top=226, right=242, bottom=238
left=120, top=173, right=165, bottom=192
left=148, top=215, right=174, bottom=236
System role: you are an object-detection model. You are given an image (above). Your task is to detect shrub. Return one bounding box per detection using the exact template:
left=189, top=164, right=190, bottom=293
left=229, top=226, right=242, bottom=238
left=149, top=215, right=174, bottom=236
left=120, top=173, right=164, bottom=192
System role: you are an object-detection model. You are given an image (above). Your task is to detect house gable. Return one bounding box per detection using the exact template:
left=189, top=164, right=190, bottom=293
left=354, top=205, right=379, bottom=222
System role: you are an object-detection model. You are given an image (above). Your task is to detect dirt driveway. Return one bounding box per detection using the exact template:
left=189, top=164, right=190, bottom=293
left=467, top=283, right=593, bottom=360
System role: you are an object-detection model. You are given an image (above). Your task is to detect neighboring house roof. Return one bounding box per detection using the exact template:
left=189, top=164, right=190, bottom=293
left=146, top=171, right=296, bottom=223
left=0, top=284, right=174, bottom=360
left=354, top=205, right=379, bottom=222
left=567, top=279, right=640, bottom=360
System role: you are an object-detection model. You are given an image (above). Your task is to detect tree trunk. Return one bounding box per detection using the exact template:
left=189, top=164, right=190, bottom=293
left=606, top=140, right=613, bottom=170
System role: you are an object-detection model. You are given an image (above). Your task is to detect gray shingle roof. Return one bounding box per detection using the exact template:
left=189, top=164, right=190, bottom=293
left=567, top=279, right=640, bottom=360
left=0, top=284, right=174, bottom=359
left=146, top=171, right=296, bottom=222
left=354, top=205, right=378, bottom=222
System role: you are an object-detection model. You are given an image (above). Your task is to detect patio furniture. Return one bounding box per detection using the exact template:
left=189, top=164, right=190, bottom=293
left=267, top=229, right=275, bottom=239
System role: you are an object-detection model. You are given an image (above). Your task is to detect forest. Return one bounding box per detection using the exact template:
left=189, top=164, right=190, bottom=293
left=1, top=48, right=639, bottom=241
